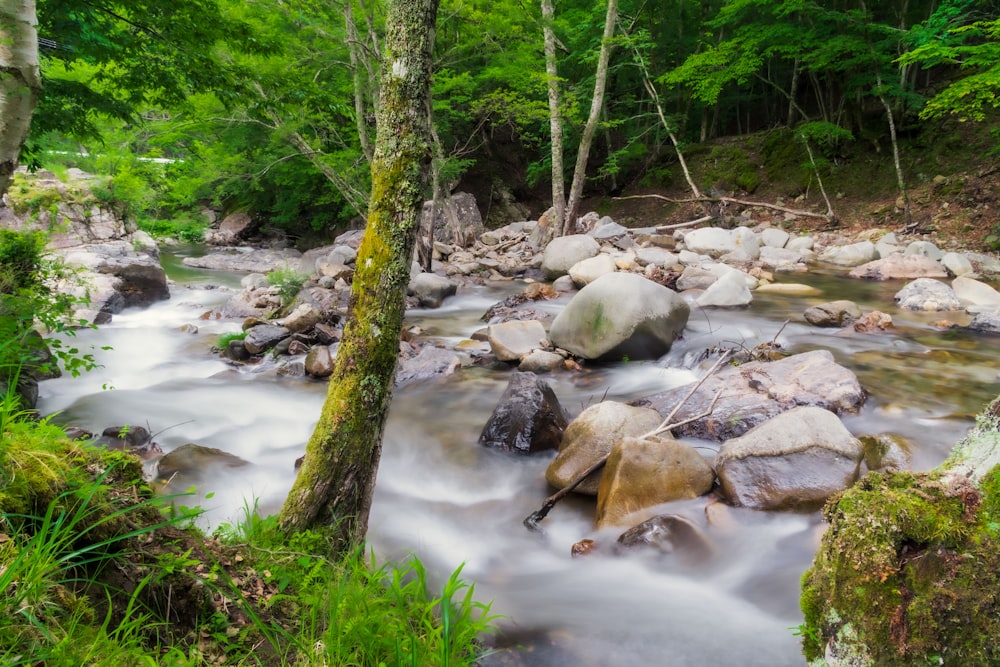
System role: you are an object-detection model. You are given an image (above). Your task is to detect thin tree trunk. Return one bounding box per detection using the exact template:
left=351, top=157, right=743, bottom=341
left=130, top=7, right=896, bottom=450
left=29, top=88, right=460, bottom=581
left=279, top=0, right=439, bottom=549
left=0, top=0, right=41, bottom=200
left=541, top=0, right=566, bottom=237
left=345, top=1, right=374, bottom=163
left=563, top=0, right=618, bottom=234
left=875, top=72, right=911, bottom=227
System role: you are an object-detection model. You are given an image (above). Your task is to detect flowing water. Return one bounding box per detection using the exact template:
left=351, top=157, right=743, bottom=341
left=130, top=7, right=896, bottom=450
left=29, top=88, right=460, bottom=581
left=37, top=248, right=1000, bottom=666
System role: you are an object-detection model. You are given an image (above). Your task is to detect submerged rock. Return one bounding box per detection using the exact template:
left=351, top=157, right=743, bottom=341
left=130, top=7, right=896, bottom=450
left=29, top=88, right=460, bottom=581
left=615, top=514, right=714, bottom=563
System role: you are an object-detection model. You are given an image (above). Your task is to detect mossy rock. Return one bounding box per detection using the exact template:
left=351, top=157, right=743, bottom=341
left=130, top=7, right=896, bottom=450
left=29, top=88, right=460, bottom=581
left=800, top=407, right=1000, bottom=666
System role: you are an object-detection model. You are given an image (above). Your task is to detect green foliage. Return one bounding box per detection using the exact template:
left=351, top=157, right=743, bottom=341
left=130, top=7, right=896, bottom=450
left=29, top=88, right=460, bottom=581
left=215, top=330, right=247, bottom=350
left=266, top=266, right=308, bottom=307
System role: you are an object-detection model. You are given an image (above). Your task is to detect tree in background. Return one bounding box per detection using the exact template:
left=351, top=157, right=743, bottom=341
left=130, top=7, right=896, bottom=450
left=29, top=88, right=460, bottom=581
left=279, top=0, right=439, bottom=548
left=0, top=0, right=42, bottom=198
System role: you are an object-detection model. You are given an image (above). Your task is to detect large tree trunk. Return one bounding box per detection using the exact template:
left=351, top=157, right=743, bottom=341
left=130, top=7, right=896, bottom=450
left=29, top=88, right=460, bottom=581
left=278, top=0, right=439, bottom=549
left=541, top=0, right=566, bottom=238
left=563, top=0, right=618, bottom=234
left=0, top=0, right=41, bottom=201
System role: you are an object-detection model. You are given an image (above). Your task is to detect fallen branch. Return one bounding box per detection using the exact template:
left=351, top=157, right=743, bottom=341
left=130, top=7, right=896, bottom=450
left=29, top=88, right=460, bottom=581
left=613, top=193, right=833, bottom=222
left=522, top=351, right=731, bottom=532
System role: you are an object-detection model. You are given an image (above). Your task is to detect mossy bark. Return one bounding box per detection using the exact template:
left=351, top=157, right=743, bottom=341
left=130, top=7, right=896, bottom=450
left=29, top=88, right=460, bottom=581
left=800, top=397, right=1000, bottom=666
left=278, top=0, right=439, bottom=550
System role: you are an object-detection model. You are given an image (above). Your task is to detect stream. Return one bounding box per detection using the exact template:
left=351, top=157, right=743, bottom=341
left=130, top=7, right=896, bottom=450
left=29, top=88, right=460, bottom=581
left=37, top=247, right=1000, bottom=666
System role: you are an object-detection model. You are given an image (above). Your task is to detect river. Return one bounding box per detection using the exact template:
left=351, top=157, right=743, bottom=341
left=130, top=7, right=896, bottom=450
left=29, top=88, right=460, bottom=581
left=36, top=247, right=1000, bottom=666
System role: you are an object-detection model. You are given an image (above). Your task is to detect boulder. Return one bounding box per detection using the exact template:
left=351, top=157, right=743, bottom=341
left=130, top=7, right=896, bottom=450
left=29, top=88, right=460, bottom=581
left=852, top=310, right=894, bottom=332
left=803, top=300, right=862, bottom=327
left=90, top=425, right=163, bottom=460
left=786, top=236, right=815, bottom=252
left=848, top=254, right=948, bottom=280
left=182, top=247, right=303, bottom=273
left=695, top=270, right=752, bottom=307
left=396, top=345, right=461, bottom=386
left=282, top=303, right=322, bottom=333
left=206, top=211, right=254, bottom=245
left=634, top=247, right=679, bottom=268
left=904, top=240, right=944, bottom=261
left=615, top=514, right=714, bottom=563
left=894, top=278, right=962, bottom=311
left=408, top=272, right=458, bottom=308
left=568, top=254, right=618, bottom=286
left=632, top=350, right=866, bottom=441
left=942, top=252, right=975, bottom=277
left=304, top=345, right=335, bottom=378
left=760, top=228, right=790, bottom=248
left=819, top=241, right=877, bottom=267
left=952, top=275, right=1000, bottom=309
left=758, top=246, right=809, bottom=269
left=715, top=406, right=863, bottom=511
left=683, top=227, right=759, bottom=258
left=478, top=372, right=568, bottom=455
left=545, top=401, right=663, bottom=495
left=595, top=435, right=715, bottom=528
left=156, top=443, right=251, bottom=481
left=548, top=272, right=690, bottom=361
left=487, top=320, right=549, bottom=362
left=676, top=266, right=719, bottom=291
left=965, top=309, right=1000, bottom=335
left=541, top=234, right=600, bottom=279
left=244, top=324, right=290, bottom=355
left=860, top=433, right=911, bottom=472
left=517, top=349, right=565, bottom=373
left=422, top=192, right=484, bottom=247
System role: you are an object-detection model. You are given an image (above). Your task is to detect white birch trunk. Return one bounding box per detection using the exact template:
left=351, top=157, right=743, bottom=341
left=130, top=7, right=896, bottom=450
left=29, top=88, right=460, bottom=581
left=0, top=0, right=41, bottom=201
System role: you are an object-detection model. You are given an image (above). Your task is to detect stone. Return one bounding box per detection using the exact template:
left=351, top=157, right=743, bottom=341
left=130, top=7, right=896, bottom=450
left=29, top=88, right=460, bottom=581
left=860, top=433, right=912, bottom=472
left=894, top=278, right=962, bottom=311
left=758, top=246, right=809, bottom=269
left=848, top=254, right=948, bottom=281
left=852, top=310, right=893, bottom=332
left=518, top=350, right=565, bottom=373
left=282, top=303, right=322, bottom=333
left=786, top=236, right=815, bottom=252
left=676, top=266, right=719, bottom=291
left=965, top=309, right=1000, bottom=335
left=182, top=247, right=303, bottom=273
left=682, top=227, right=739, bottom=258
left=595, top=436, right=715, bottom=528
left=632, top=350, right=866, bottom=441
left=91, top=425, right=163, bottom=460
left=695, top=270, right=752, bottom=307
left=755, top=283, right=820, bottom=296
left=545, top=401, right=663, bottom=495
left=634, top=247, right=679, bottom=268
left=760, top=228, right=790, bottom=248
left=904, top=240, right=944, bottom=261
left=541, top=234, right=600, bottom=279
left=478, top=372, right=568, bottom=455
left=952, top=275, right=1000, bottom=309
left=548, top=272, right=690, bottom=361
left=157, top=443, right=251, bottom=481
left=243, top=324, right=290, bottom=355
left=804, top=300, right=863, bottom=327
left=714, top=406, right=863, bottom=511
left=615, top=514, right=714, bottom=563
left=206, top=211, right=254, bottom=245
left=408, top=272, right=458, bottom=308
left=568, top=254, right=618, bottom=286
left=487, top=320, right=549, bottom=362
left=396, top=346, right=461, bottom=386
left=422, top=192, right=484, bottom=247
left=818, top=241, right=877, bottom=267
left=941, top=252, right=975, bottom=277
left=589, top=219, right=629, bottom=240
left=304, top=344, right=335, bottom=378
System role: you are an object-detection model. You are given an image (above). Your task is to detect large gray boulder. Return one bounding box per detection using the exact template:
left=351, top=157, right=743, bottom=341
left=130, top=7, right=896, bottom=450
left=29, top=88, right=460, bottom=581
left=422, top=192, right=484, bottom=247
left=952, top=275, right=1000, bottom=309
left=548, top=272, right=690, bottom=361
left=893, top=278, right=962, bottom=311
left=478, top=372, right=568, bottom=455
left=715, top=406, right=863, bottom=511
left=819, top=241, right=878, bottom=267
left=695, top=270, right=752, bottom=307
left=545, top=401, right=663, bottom=495
left=632, top=350, right=866, bottom=441
left=541, top=234, right=600, bottom=279
left=848, top=254, right=948, bottom=280
left=408, top=272, right=458, bottom=308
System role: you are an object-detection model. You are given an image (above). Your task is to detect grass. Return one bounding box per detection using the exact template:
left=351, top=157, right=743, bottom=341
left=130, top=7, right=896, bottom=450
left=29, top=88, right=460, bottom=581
left=0, top=383, right=497, bottom=666
left=266, top=266, right=308, bottom=308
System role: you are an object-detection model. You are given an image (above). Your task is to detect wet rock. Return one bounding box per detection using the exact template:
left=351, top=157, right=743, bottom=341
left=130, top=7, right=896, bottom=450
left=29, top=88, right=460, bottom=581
left=205, top=211, right=254, bottom=245
left=304, top=345, right=335, bottom=378
left=571, top=539, right=598, bottom=558
left=632, top=350, right=866, bottom=441
left=517, top=349, right=564, bottom=373
left=964, top=309, right=1000, bottom=335
left=282, top=303, right=322, bottom=333
left=852, top=310, right=893, bottom=332
left=804, top=300, right=862, bottom=327
left=243, top=324, right=290, bottom=355
left=96, top=255, right=170, bottom=308
left=395, top=345, right=461, bottom=386
left=548, top=272, right=690, bottom=361
left=545, top=401, right=663, bottom=495
left=715, top=406, right=863, bottom=511
left=225, top=339, right=250, bottom=361
left=848, top=254, right=948, bottom=280
left=894, top=278, right=962, bottom=311
left=487, top=320, right=549, bottom=362
left=860, top=433, right=912, bottom=472
left=595, top=435, right=715, bottom=528
left=90, top=425, right=164, bottom=460
left=408, top=272, right=458, bottom=308
left=615, top=514, right=714, bottom=563
left=156, top=443, right=251, bottom=481
left=478, top=371, right=568, bottom=455
left=541, top=234, right=600, bottom=279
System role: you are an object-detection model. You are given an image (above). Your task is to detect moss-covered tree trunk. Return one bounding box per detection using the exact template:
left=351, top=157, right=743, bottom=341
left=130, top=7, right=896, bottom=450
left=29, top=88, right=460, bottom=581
left=0, top=0, right=41, bottom=200
left=278, top=0, right=439, bottom=549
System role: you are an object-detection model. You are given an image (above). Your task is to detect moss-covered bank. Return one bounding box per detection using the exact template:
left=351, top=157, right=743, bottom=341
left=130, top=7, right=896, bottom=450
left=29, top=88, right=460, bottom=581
left=800, top=404, right=1000, bottom=666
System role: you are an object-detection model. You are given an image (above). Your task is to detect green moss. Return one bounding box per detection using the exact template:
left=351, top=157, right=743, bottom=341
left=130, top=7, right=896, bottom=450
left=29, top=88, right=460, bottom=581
left=801, top=470, right=1000, bottom=665
left=698, top=144, right=762, bottom=194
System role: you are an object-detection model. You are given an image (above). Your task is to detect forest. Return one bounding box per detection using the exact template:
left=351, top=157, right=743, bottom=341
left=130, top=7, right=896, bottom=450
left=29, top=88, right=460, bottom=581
left=3, top=0, right=1000, bottom=244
